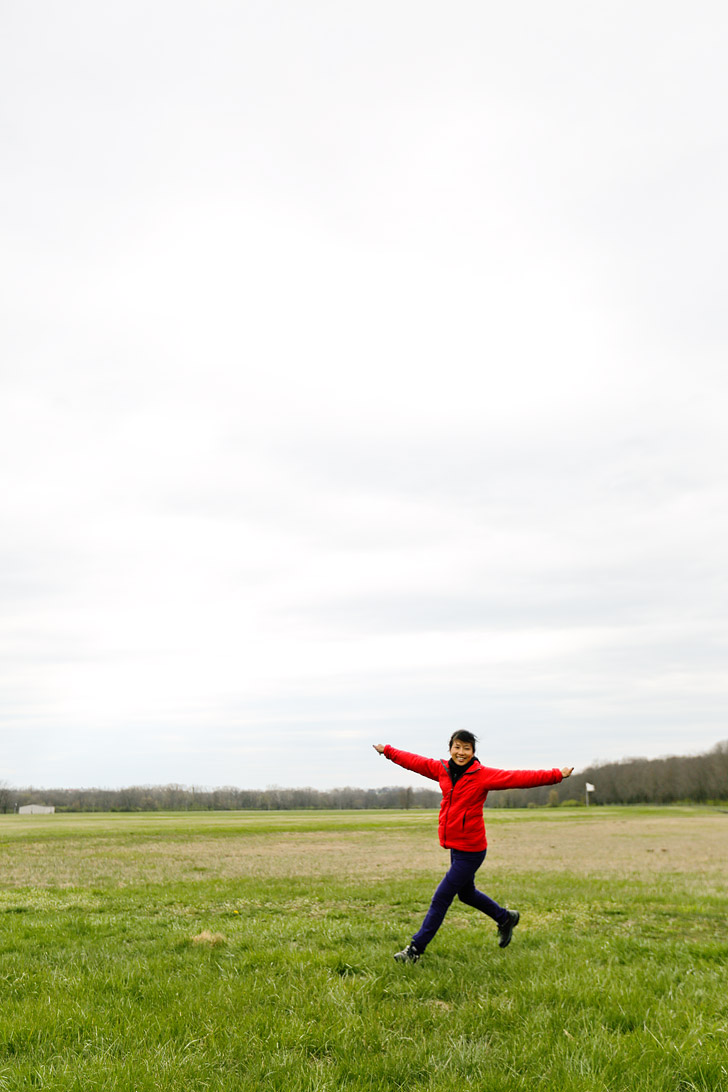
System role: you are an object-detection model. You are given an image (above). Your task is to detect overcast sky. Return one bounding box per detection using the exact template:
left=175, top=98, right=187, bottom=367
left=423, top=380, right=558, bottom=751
left=2, top=1, right=727, bottom=792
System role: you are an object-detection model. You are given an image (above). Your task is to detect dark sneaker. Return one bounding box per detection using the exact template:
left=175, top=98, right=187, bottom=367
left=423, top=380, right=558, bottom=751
left=393, top=943, right=420, bottom=964
left=497, top=909, right=520, bottom=948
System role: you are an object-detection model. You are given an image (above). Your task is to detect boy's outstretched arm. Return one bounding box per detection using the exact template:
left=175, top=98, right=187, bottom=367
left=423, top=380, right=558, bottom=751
left=371, top=744, right=441, bottom=781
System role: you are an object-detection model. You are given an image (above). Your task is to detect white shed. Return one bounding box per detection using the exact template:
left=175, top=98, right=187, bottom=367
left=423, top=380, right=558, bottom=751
left=18, top=804, right=55, bottom=815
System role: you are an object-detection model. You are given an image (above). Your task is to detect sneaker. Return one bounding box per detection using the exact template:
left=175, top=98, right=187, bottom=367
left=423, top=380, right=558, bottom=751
left=393, top=942, right=420, bottom=964
left=497, top=909, right=520, bottom=948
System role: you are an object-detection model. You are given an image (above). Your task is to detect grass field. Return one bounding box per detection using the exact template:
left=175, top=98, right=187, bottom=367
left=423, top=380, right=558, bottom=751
left=1, top=806, right=727, bottom=1091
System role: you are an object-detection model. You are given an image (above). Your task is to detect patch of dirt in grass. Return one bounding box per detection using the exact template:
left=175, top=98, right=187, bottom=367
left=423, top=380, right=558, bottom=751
left=0, top=830, right=443, bottom=887
left=486, top=814, right=728, bottom=877
left=190, top=930, right=226, bottom=946
left=0, top=814, right=726, bottom=887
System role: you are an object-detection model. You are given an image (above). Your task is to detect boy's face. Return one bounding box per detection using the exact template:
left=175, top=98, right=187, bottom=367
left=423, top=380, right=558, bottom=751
left=450, top=738, right=475, bottom=765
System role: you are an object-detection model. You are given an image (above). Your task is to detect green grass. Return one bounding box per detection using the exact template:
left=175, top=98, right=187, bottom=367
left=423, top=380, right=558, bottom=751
left=1, top=809, right=727, bottom=1091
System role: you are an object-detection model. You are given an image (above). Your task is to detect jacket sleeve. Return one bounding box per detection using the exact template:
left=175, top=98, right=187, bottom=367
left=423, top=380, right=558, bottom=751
left=382, top=745, right=442, bottom=782
left=479, top=766, right=563, bottom=790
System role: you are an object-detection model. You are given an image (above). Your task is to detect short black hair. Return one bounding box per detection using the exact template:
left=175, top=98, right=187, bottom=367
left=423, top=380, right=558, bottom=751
left=448, top=730, right=477, bottom=751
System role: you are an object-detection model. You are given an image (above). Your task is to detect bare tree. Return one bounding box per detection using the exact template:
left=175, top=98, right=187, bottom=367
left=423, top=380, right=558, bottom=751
left=0, top=780, right=14, bottom=814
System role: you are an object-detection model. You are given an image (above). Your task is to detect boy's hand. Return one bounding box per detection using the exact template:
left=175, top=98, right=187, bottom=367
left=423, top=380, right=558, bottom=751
left=373, top=744, right=386, bottom=754
left=561, top=766, right=574, bottom=778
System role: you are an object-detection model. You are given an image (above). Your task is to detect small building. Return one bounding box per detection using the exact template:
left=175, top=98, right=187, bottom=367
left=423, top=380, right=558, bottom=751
left=18, top=804, right=55, bottom=815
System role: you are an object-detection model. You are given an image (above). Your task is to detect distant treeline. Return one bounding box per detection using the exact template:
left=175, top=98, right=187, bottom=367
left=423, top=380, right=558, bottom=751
left=486, top=740, right=728, bottom=808
left=0, top=782, right=440, bottom=813
left=2, top=741, right=726, bottom=813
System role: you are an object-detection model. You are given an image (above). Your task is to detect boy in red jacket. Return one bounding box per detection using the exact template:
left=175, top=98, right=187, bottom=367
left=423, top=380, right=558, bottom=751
left=373, top=731, right=573, bottom=963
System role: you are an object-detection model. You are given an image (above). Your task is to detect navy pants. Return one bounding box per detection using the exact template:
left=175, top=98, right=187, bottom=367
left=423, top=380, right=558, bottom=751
left=412, top=848, right=508, bottom=952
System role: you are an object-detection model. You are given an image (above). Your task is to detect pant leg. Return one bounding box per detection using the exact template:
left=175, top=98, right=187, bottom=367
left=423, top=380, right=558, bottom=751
left=412, top=849, right=494, bottom=952
left=457, top=870, right=508, bottom=925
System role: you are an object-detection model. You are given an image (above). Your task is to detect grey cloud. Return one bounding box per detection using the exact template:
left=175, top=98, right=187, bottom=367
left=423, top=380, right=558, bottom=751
left=272, top=577, right=726, bottom=639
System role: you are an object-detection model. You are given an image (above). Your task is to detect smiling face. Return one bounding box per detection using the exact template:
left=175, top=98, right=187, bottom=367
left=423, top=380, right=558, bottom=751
left=449, top=738, right=475, bottom=765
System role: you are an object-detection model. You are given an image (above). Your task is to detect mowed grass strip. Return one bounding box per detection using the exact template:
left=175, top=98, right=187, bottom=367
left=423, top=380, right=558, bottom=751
left=1, top=809, right=727, bottom=1091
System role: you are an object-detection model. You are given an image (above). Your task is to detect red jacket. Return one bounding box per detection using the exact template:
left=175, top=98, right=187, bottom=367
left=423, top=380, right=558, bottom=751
left=383, top=745, right=563, bottom=852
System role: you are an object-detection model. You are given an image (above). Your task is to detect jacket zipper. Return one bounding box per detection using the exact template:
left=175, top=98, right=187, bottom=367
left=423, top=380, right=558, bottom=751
left=443, top=788, right=454, bottom=845
left=443, top=766, right=477, bottom=846
left=441, top=761, right=454, bottom=846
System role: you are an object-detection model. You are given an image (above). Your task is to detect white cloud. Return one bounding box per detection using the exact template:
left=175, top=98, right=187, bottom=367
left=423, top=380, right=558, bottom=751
left=2, top=0, right=728, bottom=788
